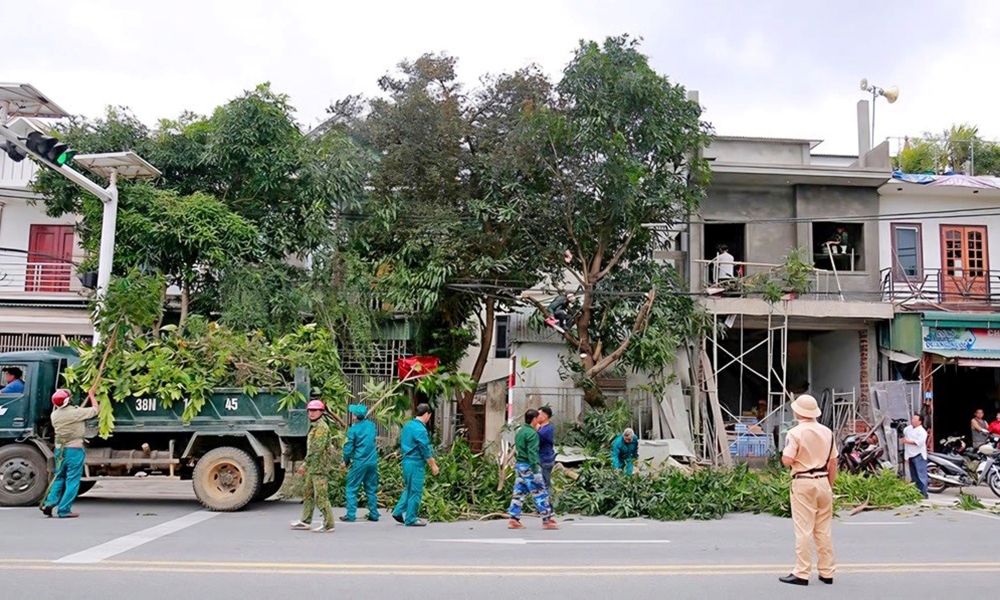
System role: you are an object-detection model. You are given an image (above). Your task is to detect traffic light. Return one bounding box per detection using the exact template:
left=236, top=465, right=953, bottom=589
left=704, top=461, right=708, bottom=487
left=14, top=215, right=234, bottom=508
left=25, top=131, right=76, bottom=167
left=2, top=140, right=26, bottom=162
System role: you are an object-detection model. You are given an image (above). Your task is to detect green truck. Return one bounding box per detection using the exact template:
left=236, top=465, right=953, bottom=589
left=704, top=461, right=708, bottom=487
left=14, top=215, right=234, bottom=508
left=0, top=348, right=311, bottom=512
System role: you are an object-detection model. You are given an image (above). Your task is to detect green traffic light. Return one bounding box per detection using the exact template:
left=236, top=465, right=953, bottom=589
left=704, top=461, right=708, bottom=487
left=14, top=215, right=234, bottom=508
left=56, top=150, right=76, bottom=166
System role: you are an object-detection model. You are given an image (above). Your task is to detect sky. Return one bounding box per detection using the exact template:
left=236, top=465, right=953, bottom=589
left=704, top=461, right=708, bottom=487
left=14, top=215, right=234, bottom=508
left=4, top=0, right=997, bottom=156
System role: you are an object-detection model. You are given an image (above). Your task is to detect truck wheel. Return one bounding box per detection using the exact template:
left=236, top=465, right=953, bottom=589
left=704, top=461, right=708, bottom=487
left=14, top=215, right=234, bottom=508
left=192, top=447, right=260, bottom=512
left=0, top=444, right=48, bottom=507
left=255, top=467, right=286, bottom=502
left=77, top=481, right=97, bottom=496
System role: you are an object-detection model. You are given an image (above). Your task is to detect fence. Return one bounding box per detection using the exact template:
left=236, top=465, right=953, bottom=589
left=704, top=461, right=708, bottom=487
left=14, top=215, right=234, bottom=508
left=0, top=333, right=90, bottom=353
left=508, top=386, right=657, bottom=440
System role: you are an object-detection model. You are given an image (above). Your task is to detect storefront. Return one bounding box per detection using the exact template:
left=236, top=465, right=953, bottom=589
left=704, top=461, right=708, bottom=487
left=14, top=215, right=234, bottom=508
left=881, top=311, right=1000, bottom=448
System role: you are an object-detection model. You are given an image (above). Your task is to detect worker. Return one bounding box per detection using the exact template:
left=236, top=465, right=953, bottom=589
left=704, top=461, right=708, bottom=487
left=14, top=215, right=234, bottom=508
left=342, top=404, right=380, bottom=523
left=290, top=399, right=335, bottom=533
left=545, top=292, right=575, bottom=331
left=779, top=394, right=837, bottom=586
left=507, top=408, right=558, bottom=530
left=40, top=389, right=98, bottom=518
left=611, top=428, right=639, bottom=475
left=392, top=403, right=439, bottom=527
left=536, top=406, right=556, bottom=491
left=1, top=367, right=24, bottom=394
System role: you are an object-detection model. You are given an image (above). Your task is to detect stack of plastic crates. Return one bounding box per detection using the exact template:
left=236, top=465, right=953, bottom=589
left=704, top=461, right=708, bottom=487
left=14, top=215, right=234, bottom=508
left=728, top=418, right=774, bottom=458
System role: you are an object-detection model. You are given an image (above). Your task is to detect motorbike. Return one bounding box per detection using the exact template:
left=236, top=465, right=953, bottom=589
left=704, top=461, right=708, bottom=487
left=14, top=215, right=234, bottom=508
left=838, top=433, right=883, bottom=476
left=926, top=433, right=1000, bottom=497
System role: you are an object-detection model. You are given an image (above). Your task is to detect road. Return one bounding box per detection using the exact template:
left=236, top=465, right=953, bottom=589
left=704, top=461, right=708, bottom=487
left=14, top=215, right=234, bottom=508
left=2, top=480, right=999, bottom=599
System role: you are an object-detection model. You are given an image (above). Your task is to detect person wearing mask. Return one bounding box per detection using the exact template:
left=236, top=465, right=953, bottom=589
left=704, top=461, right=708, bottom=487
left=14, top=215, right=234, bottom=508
left=779, top=394, right=837, bottom=587
left=972, top=409, right=990, bottom=447
left=290, top=400, right=335, bottom=533
left=506, top=408, right=558, bottom=530
left=611, top=428, right=640, bottom=475
left=40, top=389, right=98, bottom=519
left=392, top=403, right=439, bottom=527
left=536, top=406, right=556, bottom=491
left=901, top=413, right=929, bottom=499
left=0, top=367, right=24, bottom=394
left=988, top=411, right=1000, bottom=436
left=342, top=404, right=380, bottom=523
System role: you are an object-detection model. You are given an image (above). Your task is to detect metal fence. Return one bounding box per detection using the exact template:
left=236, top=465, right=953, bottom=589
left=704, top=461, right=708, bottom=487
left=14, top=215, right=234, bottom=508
left=509, top=386, right=657, bottom=440
left=0, top=333, right=90, bottom=353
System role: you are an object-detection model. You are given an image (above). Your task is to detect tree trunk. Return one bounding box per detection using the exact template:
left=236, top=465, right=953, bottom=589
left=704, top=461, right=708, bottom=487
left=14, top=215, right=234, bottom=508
left=459, top=298, right=494, bottom=451
left=154, top=283, right=168, bottom=332
left=179, top=281, right=190, bottom=330
left=584, top=385, right=605, bottom=408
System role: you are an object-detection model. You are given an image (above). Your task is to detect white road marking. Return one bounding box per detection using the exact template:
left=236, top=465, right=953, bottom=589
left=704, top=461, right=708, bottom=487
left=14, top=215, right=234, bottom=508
left=956, top=510, right=1000, bottom=522
left=432, top=538, right=670, bottom=545
left=54, top=510, right=220, bottom=564
left=840, top=522, right=912, bottom=526
left=570, top=523, right=647, bottom=527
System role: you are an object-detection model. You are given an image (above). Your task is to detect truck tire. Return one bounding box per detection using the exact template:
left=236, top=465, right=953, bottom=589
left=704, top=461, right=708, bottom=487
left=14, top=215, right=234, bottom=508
left=0, top=444, right=49, bottom=507
left=192, top=447, right=260, bottom=512
left=254, top=467, right=285, bottom=502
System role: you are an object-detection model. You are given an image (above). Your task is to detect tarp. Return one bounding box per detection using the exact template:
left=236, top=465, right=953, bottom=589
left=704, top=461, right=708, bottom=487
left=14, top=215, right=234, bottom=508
left=880, top=348, right=920, bottom=364
left=892, top=171, right=936, bottom=184
left=891, top=170, right=1000, bottom=189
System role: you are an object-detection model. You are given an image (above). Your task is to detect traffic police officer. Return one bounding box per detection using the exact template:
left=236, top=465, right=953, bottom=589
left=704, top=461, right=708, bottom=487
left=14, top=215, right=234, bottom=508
left=779, top=394, right=837, bottom=586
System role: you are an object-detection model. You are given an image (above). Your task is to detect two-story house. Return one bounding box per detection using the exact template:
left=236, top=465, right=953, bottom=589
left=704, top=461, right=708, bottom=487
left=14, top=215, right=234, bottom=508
left=0, top=118, right=92, bottom=351
left=879, top=172, right=1000, bottom=446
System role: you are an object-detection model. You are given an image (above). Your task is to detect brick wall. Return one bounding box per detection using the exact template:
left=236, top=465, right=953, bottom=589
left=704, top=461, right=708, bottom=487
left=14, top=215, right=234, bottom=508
left=858, top=328, right=871, bottom=420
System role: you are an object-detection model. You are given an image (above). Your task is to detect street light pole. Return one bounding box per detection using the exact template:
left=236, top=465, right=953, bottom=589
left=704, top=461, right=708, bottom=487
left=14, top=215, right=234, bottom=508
left=93, top=169, right=119, bottom=346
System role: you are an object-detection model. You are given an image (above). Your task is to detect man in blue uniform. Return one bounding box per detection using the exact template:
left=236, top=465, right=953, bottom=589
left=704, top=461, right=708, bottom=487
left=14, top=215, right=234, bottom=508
left=342, top=404, right=380, bottom=522
left=392, top=403, right=439, bottom=527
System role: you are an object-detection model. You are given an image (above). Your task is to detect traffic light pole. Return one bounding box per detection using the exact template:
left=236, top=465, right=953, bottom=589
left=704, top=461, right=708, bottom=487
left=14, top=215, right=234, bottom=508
left=0, top=125, right=117, bottom=345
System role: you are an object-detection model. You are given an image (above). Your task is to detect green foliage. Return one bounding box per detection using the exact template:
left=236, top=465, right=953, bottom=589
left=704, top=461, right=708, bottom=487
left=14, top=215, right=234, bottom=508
left=893, top=123, right=1000, bottom=176
left=833, top=470, right=923, bottom=510
left=560, top=401, right=633, bottom=453
left=955, top=491, right=985, bottom=511
left=741, top=247, right=814, bottom=303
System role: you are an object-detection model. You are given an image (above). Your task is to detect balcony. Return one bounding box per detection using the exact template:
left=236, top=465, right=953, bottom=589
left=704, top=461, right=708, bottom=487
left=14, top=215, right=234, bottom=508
left=0, top=251, right=90, bottom=302
left=881, top=268, right=1000, bottom=306
left=694, top=259, right=843, bottom=301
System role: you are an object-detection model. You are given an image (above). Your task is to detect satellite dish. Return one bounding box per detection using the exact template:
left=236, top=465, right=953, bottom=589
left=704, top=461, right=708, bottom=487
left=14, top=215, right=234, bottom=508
left=860, top=78, right=869, bottom=91
left=881, top=85, right=900, bottom=104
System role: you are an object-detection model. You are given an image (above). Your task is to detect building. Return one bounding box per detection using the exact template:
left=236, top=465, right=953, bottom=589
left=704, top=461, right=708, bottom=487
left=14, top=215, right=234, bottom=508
left=878, top=171, right=1000, bottom=446
left=0, top=118, right=92, bottom=352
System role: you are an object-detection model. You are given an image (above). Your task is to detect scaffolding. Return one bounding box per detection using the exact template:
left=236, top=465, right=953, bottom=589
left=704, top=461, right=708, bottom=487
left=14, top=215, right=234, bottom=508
left=699, top=310, right=789, bottom=463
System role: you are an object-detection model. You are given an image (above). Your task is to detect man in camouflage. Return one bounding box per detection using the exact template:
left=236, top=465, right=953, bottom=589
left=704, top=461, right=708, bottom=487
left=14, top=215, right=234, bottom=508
left=290, top=400, right=335, bottom=533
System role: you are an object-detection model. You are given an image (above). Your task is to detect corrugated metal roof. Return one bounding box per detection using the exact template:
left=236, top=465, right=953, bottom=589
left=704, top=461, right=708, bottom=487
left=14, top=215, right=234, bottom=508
left=509, top=311, right=562, bottom=345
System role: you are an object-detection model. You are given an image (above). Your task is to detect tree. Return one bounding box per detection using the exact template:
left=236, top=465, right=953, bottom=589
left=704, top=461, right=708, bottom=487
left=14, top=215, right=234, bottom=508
left=526, top=35, right=712, bottom=406
left=895, top=123, right=1000, bottom=176
left=347, top=54, right=556, bottom=445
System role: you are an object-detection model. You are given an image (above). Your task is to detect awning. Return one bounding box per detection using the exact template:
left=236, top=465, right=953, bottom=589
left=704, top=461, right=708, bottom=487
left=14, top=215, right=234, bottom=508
left=922, top=311, right=1000, bottom=330
left=880, top=348, right=920, bottom=364
left=925, top=348, right=1000, bottom=368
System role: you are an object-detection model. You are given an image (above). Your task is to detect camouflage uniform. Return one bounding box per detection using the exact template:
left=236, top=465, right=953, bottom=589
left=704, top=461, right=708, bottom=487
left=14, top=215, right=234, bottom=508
left=302, top=417, right=335, bottom=529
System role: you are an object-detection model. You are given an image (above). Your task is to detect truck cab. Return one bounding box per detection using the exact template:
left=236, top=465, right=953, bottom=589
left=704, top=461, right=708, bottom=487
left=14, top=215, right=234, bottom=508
left=0, top=348, right=310, bottom=511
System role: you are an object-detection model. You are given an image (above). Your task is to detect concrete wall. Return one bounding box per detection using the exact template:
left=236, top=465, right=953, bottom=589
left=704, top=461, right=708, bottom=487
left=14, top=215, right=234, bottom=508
left=696, top=186, right=797, bottom=266
left=795, top=185, right=881, bottom=294
left=706, top=139, right=811, bottom=165
left=809, top=329, right=862, bottom=400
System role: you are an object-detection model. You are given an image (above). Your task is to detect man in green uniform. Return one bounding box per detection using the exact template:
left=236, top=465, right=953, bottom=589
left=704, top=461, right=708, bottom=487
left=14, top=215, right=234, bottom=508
left=392, top=403, right=439, bottom=527
left=40, top=389, right=98, bottom=518
left=341, top=404, right=380, bottom=522
left=507, top=408, right=558, bottom=530
left=290, top=400, right=335, bottom=533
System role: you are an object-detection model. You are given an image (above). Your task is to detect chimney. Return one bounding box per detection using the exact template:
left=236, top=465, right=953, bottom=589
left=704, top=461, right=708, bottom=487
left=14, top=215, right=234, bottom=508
left=857, top=99, right=871, bottom=160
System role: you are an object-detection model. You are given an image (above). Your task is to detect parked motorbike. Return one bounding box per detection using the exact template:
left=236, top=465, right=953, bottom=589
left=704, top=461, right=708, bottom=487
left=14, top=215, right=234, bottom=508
left=927, top=434, right=1000, bottom=496
left=838, top=433, right=883, bottom=476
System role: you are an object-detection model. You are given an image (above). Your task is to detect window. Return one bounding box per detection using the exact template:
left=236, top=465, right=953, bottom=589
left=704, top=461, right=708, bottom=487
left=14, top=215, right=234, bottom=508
left=891, top=223, right=922, bottom=279
left=812, top=222, right=864, bottom=271
left=494, top=315, right=510, bottom=359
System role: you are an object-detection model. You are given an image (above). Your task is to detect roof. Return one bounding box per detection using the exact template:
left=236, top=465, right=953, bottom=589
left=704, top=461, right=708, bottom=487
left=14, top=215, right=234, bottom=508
left=714, top=135, right=824, bottom=149
left=509, top=312, right=561, bottom=345
left=0, top=347, right=80, bottom=364
left=921, top=311, right=1000, bottom=329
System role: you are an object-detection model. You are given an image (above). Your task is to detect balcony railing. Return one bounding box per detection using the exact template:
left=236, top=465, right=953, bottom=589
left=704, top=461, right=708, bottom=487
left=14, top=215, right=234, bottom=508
left=694, top=259, right=843, bottom=301
left=0, top=253, right=88, bottom=300
left=880, top=267, right=1000, bottom=305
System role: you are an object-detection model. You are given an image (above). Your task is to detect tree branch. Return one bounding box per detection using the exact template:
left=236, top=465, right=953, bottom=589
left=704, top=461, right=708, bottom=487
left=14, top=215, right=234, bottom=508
left=522, top=295, right=586, bottom=352
left=585, top=289, right=656, bottom=377
left=596, top=230, right=636, bottom=281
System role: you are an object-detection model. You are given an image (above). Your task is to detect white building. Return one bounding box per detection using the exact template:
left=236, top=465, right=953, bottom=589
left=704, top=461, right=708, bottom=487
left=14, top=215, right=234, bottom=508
left=0, top=118, right=92, bottom=351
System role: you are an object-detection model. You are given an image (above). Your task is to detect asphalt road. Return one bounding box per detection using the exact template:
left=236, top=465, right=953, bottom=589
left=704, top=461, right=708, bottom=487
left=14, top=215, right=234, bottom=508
left=2, top=480, right=999, bottom=600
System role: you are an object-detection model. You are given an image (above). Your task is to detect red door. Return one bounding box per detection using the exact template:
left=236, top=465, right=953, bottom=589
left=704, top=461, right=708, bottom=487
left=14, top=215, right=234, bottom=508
left=940, top=225, right=989, bottom=302
left=26, top=225, right=74, bottom=292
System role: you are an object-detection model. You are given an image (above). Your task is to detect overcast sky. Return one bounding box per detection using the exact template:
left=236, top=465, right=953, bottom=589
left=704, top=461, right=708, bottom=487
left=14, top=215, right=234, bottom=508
left=6, top=0, right=996, bottom=155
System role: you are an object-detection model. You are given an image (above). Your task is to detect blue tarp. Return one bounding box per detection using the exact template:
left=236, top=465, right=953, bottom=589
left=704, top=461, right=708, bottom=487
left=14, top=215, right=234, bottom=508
left=891, top=170, right=936, bottom=184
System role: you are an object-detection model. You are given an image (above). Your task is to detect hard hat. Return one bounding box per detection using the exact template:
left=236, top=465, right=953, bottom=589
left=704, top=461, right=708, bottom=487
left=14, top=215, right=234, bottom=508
left=51, top=389, right=72, bottom=407
left=306, top=400, right=326, bottom=411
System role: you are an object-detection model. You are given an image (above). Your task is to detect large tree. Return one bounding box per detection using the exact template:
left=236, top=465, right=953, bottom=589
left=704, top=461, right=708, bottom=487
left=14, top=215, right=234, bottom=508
left=527, top=35, right=712, bottom=406
left=347, top=54, right=555, bottom=445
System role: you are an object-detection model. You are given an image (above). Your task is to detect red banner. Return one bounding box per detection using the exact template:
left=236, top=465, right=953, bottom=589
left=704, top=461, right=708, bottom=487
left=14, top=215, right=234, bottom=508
left=397, top=355, right=440, bottom=380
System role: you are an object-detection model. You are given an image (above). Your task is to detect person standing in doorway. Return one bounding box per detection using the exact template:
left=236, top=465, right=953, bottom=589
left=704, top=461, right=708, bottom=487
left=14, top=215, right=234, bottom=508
left=779, top=394, right=837, bottom=587
left=611, top=428, right=639, bottom=475
left=393, top=403, right=439, bottom=527
left=972, top=409, right=990, bottom=447
left=714, top=244, right=735, bottom=282
left=41, top=389, right=98, bottom=519
left=290, top=399, right=335, bottom=533
left=342, top=404, right=380, bottom=523
left=536, top=406, right=556, bottom=491
left=507, top=409, right=558, bottom=530
left=901, top=413, right=929, bottom=499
